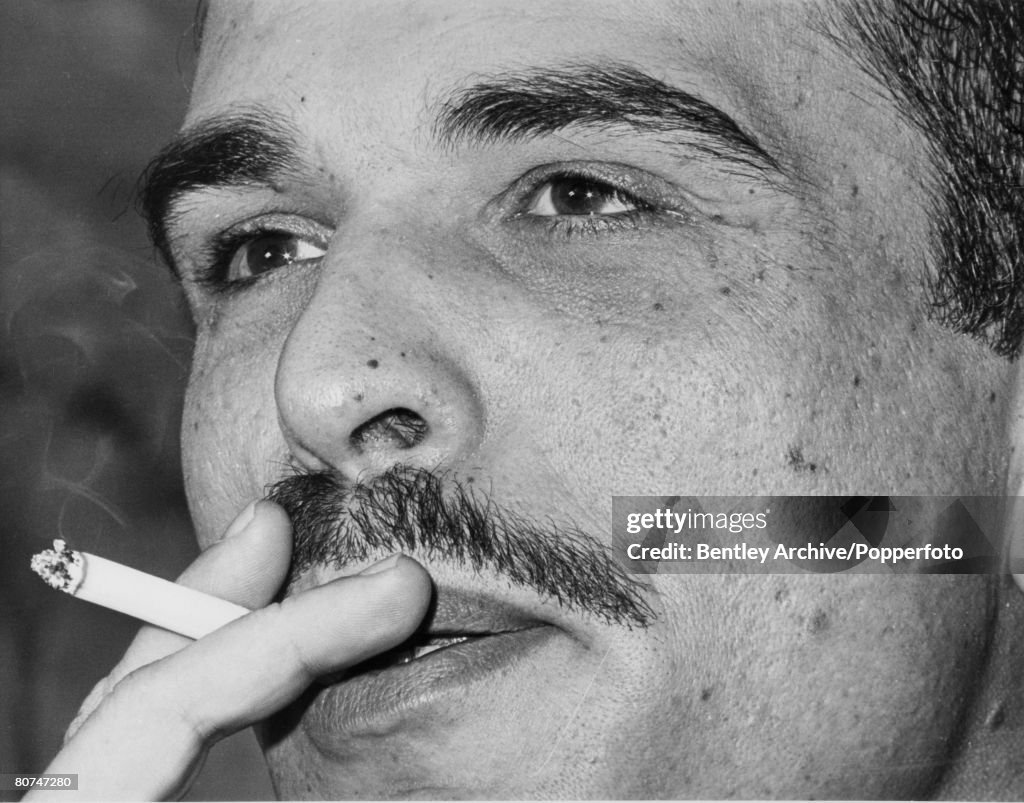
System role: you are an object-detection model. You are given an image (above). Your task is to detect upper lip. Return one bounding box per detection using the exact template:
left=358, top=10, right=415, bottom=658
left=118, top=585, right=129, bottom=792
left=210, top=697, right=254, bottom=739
left=424, top=586, right=546, bottom=632
left=316, top=585, right=553, bottom=684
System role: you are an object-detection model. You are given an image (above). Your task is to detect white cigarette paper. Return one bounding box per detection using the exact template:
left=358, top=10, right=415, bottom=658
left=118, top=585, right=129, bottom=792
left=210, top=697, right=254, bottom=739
left=31, top=539, right=250, bottom=639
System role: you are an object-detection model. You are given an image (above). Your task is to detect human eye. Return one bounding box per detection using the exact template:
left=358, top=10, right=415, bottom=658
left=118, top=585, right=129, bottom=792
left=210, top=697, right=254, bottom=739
left=196, top=217, right=329, bottom=290
left=524, top=174, right=643, bottom=218
left=508, top=166, right=670, bottom=238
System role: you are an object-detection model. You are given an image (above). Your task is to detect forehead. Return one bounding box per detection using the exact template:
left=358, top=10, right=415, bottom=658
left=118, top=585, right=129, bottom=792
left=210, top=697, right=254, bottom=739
left=196, top=0, right=762, bottom=82
left=191, top=0, right=897, bottom=172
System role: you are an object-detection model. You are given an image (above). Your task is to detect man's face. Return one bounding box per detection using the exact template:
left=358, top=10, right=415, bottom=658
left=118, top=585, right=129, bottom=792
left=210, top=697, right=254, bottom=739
left=166, top=1, right=1011, bottom=798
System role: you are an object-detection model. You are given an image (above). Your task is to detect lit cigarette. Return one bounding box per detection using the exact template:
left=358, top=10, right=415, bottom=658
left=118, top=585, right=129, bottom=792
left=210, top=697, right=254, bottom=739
left=31, top=539, right=249, bottom=639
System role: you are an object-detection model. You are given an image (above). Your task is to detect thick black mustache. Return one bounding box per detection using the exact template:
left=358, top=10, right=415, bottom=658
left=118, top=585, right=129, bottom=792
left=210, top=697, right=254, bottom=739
left=265, top=465, right=653, bottom=628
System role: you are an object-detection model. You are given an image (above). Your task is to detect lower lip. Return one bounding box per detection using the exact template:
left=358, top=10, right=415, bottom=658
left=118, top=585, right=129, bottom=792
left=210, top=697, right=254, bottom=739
left=301, top=625, right=558, bottom=748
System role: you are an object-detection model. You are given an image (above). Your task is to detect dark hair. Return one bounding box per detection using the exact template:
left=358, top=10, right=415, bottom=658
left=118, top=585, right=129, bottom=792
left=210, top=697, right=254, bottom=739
left=830, top=0, right=1024, bottom=358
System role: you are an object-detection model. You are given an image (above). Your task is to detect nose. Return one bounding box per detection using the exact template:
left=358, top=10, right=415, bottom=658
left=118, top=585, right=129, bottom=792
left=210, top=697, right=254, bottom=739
left=274, top=242, right=484, bottom=480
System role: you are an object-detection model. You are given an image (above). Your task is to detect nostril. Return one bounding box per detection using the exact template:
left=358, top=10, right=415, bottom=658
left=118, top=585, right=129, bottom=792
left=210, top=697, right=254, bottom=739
left=349, top=407, right=429, bottom=453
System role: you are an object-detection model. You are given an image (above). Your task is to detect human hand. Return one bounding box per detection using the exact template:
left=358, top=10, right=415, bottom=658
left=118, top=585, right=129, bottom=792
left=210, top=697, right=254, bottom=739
left=27, top=501, right=432, bottom=801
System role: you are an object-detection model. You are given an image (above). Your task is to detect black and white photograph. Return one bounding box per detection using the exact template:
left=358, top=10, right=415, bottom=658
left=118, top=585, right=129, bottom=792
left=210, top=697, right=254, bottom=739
left=2, top=1, right=1023, bottom=799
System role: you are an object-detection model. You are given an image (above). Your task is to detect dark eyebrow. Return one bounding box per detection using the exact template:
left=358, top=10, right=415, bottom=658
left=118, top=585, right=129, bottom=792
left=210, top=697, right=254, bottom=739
left=138, top=108, right=299, bottom=271
left=434, top=63, right=782, bottom=176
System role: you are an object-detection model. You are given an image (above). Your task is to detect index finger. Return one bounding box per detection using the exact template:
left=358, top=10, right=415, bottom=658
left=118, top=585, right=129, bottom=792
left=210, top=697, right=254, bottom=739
left=63, top=500, right=294, bottom=741
left=36, top=555, right=431, bottom=801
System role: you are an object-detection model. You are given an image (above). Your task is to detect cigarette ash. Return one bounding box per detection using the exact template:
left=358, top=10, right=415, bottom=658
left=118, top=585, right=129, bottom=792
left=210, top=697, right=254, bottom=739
left=31, top=539, right=84, bottom=594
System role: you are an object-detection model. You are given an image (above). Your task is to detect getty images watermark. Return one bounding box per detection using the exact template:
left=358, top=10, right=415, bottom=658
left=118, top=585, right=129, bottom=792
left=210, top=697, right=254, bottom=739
left=612, top=496, right=1011, bottom=574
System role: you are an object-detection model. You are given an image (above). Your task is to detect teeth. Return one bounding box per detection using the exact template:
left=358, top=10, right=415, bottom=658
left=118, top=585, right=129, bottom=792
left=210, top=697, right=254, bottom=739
left=395, top=649, right=417, bottom=665
left=398, top=636, right=471, bottom=663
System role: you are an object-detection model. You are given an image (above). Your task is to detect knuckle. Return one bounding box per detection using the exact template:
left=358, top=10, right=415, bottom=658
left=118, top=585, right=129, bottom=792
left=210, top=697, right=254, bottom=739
left=262, top=598, right=324, bottom=679
left=102, top=660, right=210, bottom=750
left=64, top=674, right=118, bottom=743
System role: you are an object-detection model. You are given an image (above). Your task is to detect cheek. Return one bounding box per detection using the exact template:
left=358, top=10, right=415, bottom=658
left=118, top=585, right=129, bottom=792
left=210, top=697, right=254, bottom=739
left=529, top=319, right=796, bottom=508
left=182, top=328, right=288, bottom=547
left=646, top=573, right=992, bottom=798
left=538, top=225, right=1007, bottom=503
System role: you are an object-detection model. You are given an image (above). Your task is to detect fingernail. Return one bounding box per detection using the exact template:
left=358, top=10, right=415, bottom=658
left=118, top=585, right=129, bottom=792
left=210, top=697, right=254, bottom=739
left=224, top=500, right=259, bottom=539
left=358, top=553, right=403, bottom=575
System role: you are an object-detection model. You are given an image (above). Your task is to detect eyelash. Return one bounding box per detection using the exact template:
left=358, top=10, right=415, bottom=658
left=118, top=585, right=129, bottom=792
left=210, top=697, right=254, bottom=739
left=194, top=222, right=328, bottom=292
left=190, top=169, right=660, bottom=291
left=513, top=170, right=655, bottom=239
left=196, top=234, right=254, bottom=290
left=527, top=207, right=648, bottom=238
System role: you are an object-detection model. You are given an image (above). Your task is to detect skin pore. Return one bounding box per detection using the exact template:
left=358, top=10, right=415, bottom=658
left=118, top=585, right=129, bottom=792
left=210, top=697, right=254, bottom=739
left=147, top=0, right=1018, bottom=798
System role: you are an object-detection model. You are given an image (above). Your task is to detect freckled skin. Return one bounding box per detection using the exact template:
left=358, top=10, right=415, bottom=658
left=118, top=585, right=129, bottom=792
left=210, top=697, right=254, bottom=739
left=172, top=1, right=1023, bottom=799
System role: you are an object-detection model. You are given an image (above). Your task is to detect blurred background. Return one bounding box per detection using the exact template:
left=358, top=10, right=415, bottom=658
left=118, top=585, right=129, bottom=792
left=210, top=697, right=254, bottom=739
left=1, top=2, right=273, bottom=798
